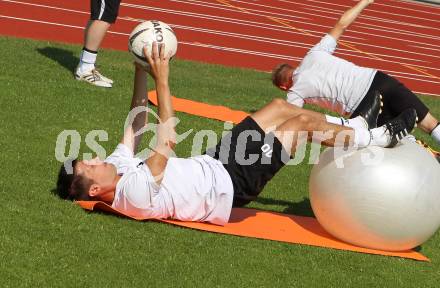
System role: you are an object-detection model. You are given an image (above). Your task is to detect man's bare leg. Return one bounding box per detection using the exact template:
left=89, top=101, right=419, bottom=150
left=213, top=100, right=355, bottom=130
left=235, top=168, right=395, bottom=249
left=250, top=98, right=326, bottom=131
left=84, top=20, right=111, bottom=52
left=271, top=114, right=354, bottom=155
left=251, top=104, right=418, bottom=151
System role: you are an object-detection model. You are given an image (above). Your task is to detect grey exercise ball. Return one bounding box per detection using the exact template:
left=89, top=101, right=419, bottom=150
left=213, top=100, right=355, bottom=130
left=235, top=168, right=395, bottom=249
left=309, top=140, right=440, bottom=251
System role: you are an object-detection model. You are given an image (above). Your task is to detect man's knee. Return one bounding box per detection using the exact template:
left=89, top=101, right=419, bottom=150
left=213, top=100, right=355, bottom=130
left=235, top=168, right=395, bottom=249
left=270, top=98, right=296, bottom=115
left=297, top=114, right=315, bottom=125
left=286, top=114, right=315, bottom=130
left=270, top=98, right=287, bottom=107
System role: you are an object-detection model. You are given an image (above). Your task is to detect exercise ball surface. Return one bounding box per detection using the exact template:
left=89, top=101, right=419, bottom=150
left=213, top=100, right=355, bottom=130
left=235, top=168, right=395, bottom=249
left=309, top=141, right=440, bottom=251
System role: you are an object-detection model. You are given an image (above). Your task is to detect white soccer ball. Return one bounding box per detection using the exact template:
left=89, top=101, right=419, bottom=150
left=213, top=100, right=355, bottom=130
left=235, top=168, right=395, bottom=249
left=128, top=20, right=178, bottom=67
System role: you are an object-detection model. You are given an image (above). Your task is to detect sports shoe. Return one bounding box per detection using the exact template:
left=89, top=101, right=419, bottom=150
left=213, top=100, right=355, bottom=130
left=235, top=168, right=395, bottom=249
left=352, top=90, right=382, bottom=129
left=416, top=140, right=440, bottom=163
left=96, top=70, right=114, bottom=84
left=75, top=68, right=113, bottom=88
left=384, top=108, right=418, bottom=148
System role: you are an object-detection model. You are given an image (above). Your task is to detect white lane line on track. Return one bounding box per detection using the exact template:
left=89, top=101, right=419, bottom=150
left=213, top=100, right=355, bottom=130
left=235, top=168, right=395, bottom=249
left=1, top=14, right=439, bottom=85
left=145, top=0, right=440, bottom=44
left=165, top=0, right=311, bottom=21
left=409, top=44, right=440, bottom=52
left=4, top=0, right=439, bottom=60
left=1, top=0, right=90, bottom=14
left=176, top=0, right=440, bottom=39
left=226, top=0, right=440, bottom=40
left=231, top=0, right=440, bottom=32
left=180, top=41, right=304, bottom=61
left=120, top=3, right=355, bottom=38
left=0, top=15, right=438, bottom=96
left=300, top=6, right=440, bottom=34
left=121, top=1, right=440, bottom=48
left=305, top=0, right=440, bottom=12
left=391, top=0, right=440, bottom=10
left=3, top=0, right=439, bottom=65
left=4, top=0, right=438, bottom=56
left=280, top=0, right=440, bottom=15
left=170, top=23, right=436, bottom=63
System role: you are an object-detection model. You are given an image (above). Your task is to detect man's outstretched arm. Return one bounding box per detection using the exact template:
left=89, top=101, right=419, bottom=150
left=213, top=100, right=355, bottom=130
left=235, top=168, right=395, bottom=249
left=144, top=42, right=176, bottom=183
left=121, top=63, right=149, bottom=153
left=329, top=0, right=374, bottom=42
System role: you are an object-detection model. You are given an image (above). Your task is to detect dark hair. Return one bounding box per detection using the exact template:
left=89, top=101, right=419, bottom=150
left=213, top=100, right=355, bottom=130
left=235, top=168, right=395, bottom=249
left=271, top=63, right=293, bottom=87
left=56, top=160, right=93, bottom=201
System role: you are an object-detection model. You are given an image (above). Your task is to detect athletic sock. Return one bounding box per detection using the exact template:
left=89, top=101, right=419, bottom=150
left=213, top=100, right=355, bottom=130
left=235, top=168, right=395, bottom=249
left=344, top=116, right=368, bottom=129
left=325, top=115, right=346, bottom=126
left=325, top=115, right=367, bottom=129
left=354, top=126, right=390, bottom=148
left=431, top=124, right=440, bottom=145
left=78, top=48, right=97, bottom=73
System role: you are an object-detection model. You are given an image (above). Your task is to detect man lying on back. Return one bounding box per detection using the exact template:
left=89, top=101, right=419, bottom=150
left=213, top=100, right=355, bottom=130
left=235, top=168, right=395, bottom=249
left=56, top=42, right=416, bottom=225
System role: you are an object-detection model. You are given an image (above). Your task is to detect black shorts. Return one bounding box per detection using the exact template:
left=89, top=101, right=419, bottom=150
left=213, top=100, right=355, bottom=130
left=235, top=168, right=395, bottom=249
left=351, top=71, right=429, bottom=126
left=90, top=0, right=122, bottom=24
left=206, top=117, right=290, bottom=207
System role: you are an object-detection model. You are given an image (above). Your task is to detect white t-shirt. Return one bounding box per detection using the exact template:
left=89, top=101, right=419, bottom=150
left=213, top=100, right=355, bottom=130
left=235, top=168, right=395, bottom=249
left=105, top=144, right=234, bottom=225
left=287, top=34, right=377, bottom=116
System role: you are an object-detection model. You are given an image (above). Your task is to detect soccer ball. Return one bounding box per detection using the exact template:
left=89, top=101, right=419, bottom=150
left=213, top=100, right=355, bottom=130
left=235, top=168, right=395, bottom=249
left=128, top=20, right=178, bottom=67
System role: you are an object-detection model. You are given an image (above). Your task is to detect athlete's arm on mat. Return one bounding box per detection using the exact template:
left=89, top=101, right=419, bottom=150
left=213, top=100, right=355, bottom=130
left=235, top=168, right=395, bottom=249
left=144, top=42, right=176, bottom=183
left=329, top=0, right=374, bottom=42
left=120, top=64, right=149, bottom=153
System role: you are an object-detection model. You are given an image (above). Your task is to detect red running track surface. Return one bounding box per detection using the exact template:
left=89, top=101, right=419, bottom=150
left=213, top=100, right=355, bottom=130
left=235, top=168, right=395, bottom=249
left=0, top=0, right=439, bottom=96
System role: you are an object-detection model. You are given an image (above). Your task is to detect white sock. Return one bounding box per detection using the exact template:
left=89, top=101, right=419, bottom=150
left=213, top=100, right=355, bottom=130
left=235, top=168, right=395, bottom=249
left=79, top=49, right=97, bottom=73
left=354, top=126, right=390, bottom=148
left=345, top=116, right=367, bottom=129
left=431, top=124, right=440, bottom=145
left=325, top=115, right=367, bottom=129
left=325, top=115, right=345, bottom=126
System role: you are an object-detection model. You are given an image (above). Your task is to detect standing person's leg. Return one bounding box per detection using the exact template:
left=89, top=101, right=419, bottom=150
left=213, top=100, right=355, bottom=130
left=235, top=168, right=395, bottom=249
left=84, top=20, right=111, bottom=52
left=75, top=0, right=122, bottom=88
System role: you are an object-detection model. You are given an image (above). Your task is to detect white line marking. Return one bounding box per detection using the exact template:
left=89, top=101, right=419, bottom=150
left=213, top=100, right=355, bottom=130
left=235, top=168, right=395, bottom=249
left=4, top=0, right=439, bottom=60
left=1, top=14, right=439, bottom=85
left=1, top=0, right=90, bottom=15
left=0, top=13, right=438, bottom=96
left=229, top=0, right=440, bottom=33
left=122, top=1, right=440, bottom=51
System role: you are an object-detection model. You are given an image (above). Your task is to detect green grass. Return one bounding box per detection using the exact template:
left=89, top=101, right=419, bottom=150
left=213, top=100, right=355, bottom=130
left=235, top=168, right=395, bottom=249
left=1, top=36, right=440, bottom=287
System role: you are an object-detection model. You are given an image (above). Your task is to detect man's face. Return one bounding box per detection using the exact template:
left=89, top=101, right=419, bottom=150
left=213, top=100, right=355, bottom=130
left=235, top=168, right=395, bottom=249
left=75, top=157, right=117, bottom=192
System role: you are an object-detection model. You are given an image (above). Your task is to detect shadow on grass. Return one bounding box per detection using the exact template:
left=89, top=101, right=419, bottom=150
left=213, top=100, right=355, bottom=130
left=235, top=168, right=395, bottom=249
left=253, top=196, right=315, bottom=217
left=37, top=47, right=79, bottom=73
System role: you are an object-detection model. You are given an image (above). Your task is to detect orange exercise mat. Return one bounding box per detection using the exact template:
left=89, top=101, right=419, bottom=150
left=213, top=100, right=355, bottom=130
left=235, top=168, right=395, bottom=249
left=148, top=91, right=249, bottom=124
left=77, top=201, right=428, bottom=261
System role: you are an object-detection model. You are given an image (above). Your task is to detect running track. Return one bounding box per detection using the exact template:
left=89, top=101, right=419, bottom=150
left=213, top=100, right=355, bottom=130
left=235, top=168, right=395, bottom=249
left=1, top=0, right=439, bottom=96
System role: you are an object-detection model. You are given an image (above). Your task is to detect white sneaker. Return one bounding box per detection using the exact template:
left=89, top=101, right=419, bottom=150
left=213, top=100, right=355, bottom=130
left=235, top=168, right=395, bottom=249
left=75, top=68, right=113, bottom=88
left=96, top=70, right=114, bottom=84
